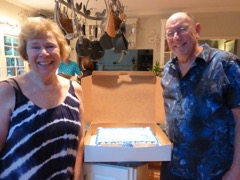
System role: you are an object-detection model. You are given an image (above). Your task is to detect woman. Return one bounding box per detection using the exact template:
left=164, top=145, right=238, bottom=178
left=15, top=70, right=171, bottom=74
left=58, top=55, right=82, bottom=80
left=0, top=17, right=84, bottom=180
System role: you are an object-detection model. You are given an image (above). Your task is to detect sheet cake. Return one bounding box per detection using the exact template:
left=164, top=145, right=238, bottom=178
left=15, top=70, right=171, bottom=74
left=96, top=127, right=159, bottom=147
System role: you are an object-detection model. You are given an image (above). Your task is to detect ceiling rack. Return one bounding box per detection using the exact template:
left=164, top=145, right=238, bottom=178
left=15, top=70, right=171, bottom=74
left=57, top=0, right=107, bottom=21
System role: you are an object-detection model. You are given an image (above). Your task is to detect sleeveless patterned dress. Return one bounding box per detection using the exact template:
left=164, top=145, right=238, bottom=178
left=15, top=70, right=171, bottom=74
left=0, top=79, right=81, bottom=180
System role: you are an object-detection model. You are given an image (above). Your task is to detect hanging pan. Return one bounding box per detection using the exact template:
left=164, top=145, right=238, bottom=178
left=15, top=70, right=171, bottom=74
left=113, top=22, right=128, bottom=53
left=90, top=25, right=105, bottom=60
left=99, top=32, right=113, bottom=50
left=75, top=23, right=92, bottom=57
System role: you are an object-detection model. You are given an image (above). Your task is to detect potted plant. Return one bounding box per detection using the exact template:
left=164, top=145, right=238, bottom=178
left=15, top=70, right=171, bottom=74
left=149, top=61, right=163, bottom=77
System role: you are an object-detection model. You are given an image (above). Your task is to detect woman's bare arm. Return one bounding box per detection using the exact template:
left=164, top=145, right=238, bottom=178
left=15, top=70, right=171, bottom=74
left=72, top=81, right=85, bottom=180
left=0, top=82, right=15, bottom=153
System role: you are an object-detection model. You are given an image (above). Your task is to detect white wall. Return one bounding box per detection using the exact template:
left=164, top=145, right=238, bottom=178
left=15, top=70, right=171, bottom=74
left=196, top=12, right=240, bottom=39
left=0, top=1, right=33, bottom=26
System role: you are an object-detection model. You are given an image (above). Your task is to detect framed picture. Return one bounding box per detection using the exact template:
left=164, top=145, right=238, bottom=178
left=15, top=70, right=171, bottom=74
left=224, top=40, right=236, bottom=53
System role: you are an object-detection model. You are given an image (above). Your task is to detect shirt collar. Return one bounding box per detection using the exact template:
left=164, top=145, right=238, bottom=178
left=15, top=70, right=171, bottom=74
left=198, top=43, right=219, bottom=62
left=169, top=43, right=218, bottom=65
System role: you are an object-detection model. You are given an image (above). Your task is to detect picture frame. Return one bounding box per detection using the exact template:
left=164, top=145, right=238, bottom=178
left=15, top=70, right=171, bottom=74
left=224, top=40, right=236, bottom=53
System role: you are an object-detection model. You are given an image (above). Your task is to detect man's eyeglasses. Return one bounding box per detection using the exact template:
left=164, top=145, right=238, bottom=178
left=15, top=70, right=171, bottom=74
left=165, top=26, right=192, bottom=39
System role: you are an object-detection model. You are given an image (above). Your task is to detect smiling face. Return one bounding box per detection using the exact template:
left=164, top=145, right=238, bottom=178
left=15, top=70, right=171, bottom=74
left=18, top=18, right=71, bottom=78
left=165, top=12, right=201, bottom=60
left=26, top=31, right=61, bottom=76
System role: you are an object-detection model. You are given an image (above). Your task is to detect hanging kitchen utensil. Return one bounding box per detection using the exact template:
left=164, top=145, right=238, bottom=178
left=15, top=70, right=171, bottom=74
left=55, top=0, right=108, bottom=22
left=119, top=12, right=127, bottom=22
left=113, top=50, right=127, bottom=64
left=54, top=0, right=78, bottom=41
left=69, top=0, right=82, bottom=38
left=119, top=21, right=126, bottom=33
left=105, top=10, right=115, bottom=37
left=113, top=31, right=128, bottom=53
left=76, top=22, right=92, bottom=57
left=63, top=6, right=69, bottom=18
left=90, top=25, right=105, bottom=60
left=100, top=32, right=113, bottom=50
left=54, top=1, right=70, bottom=36
left=113, top=22, right=128, bottom=53
left=59, top=6, right=73, bottom=34
left=76, top=38, right=92, bottom=57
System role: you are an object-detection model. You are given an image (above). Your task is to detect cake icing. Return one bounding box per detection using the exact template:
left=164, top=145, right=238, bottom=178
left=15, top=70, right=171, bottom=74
left=96, top=127, right=159, bottom=147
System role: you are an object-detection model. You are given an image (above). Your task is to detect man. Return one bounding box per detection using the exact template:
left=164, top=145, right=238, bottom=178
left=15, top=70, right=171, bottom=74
left=58, top=55, right=82, bottom=79
left=161, top=12, right=240, bottom=180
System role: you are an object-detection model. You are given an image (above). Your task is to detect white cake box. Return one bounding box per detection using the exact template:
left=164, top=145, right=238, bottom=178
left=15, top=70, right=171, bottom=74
left=81, top=71, right=172, bottom=162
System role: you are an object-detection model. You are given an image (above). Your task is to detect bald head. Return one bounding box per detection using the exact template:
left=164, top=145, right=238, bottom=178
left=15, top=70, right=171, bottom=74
left=166, top=12, right=196, bottom=28
left=165, top=12, right=202, bottom=59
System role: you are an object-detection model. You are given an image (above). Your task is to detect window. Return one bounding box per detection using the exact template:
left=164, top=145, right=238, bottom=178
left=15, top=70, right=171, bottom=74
left=3, top=35, right=25, bottom=77
left=0, top=63, right=2, bottom=78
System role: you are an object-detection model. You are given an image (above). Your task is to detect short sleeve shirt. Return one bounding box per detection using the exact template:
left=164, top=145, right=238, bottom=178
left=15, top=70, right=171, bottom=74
left=161, top=43, right=240, bottom=179
left=58, top=60, right=81, bottom=76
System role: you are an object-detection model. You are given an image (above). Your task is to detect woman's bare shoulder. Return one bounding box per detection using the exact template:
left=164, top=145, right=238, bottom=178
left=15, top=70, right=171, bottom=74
left=71, top=81, right=83, bottom=102
left=0, top=80, right=15, bottom=97
left=0, top=79, right=16, bottom=110
left=72, top=80, right=83, bottom=93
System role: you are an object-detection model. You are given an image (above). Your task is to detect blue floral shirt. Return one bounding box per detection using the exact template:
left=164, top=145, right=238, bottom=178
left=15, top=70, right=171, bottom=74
left=58, top=60, right=81, bottom=76
left=161, top=43, right=240, bottom=179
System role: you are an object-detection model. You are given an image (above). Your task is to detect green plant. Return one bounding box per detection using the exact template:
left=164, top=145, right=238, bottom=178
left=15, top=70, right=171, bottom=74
left=150, top=61, right=162, bottom=77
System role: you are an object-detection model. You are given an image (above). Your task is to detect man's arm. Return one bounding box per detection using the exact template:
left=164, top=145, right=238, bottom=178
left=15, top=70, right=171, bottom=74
left=223, top=106, right=240, bottom=180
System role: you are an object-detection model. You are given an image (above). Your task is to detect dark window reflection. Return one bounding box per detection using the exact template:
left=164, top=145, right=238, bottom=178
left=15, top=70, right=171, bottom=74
left=16, top=58, right=24, bottom=66
left=17, top=67, right=25, bottom=75
left=4, top=36, right=12, bottom=46
left=7, top=67, right=16, bottom=77
left=13, top=37, right=18, bottom=47
left=4, top=47, right=12, bottom=56
left=6, top=58, right=15, bottom=66
left=14, top=48, right=18, bottom=56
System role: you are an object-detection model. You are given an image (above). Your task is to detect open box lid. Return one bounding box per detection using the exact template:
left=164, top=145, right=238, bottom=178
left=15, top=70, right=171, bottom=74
left=81, top=71, right=165, bottom=124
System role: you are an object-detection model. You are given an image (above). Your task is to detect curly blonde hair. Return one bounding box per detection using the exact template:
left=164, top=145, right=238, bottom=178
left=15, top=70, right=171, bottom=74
left=18, top=17, right=70, bottom=61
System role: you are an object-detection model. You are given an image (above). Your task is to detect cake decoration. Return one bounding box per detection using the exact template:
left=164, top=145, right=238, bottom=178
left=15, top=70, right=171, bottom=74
left=95, top=127, right=159, bottom=147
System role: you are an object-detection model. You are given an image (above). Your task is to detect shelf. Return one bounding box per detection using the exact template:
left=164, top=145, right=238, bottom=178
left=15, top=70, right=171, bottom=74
left=125, top=18, right=138, bottom=49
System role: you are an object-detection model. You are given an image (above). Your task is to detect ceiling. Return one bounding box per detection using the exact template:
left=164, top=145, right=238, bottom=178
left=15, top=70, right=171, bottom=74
left=6, top=0, right=240, bottom=17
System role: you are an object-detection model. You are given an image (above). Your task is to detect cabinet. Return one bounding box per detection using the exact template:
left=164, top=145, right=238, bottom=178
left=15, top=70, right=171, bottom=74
left=84, top=163, right=148, bottom=180
left=159, top=19, right=174, bottom=67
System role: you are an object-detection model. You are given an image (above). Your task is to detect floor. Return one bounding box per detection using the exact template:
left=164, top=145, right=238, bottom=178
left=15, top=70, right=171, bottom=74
left=148, top=172, right=160, bottom=180
left=148, top=162, right=161, bottom=180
